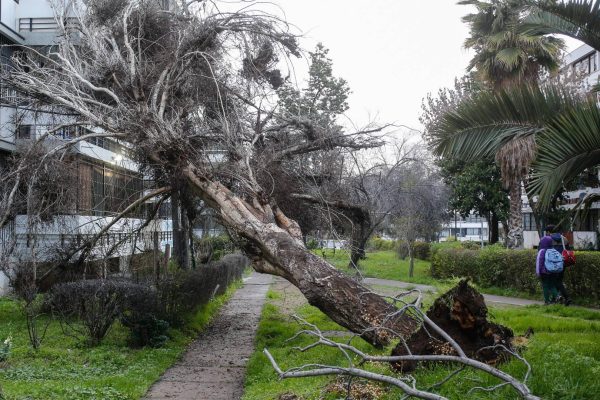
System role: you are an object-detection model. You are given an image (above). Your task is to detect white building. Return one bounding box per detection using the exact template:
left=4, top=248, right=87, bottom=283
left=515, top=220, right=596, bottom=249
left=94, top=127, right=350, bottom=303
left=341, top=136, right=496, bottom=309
left=439, top=213, right=488, bottom=244
left=521, top=43, right=600, bottom=250
left=0, top=0, right=173, bottom=294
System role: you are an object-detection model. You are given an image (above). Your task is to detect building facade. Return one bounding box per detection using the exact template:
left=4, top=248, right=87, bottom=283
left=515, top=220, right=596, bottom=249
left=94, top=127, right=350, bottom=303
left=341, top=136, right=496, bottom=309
left=521, top=43, right=600, bottom=250
left=0, top=0, right=173, bottom=294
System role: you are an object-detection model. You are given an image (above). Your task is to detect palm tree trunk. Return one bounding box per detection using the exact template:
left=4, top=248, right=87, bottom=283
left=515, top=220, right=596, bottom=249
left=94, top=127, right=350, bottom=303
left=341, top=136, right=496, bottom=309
left=507, top=183, right=524, bottom=249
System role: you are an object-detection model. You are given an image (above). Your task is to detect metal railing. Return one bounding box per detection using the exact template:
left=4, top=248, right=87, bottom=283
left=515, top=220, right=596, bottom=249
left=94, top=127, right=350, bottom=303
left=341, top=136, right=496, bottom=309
left=0, top=220, right=15, bottom=246
left=18, top=17, right=79, bottom=33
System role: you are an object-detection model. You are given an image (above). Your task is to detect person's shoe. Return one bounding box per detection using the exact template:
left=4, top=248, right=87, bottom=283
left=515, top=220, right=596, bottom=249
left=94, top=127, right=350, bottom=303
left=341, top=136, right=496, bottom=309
left=564, top=298, right=572, bottom=306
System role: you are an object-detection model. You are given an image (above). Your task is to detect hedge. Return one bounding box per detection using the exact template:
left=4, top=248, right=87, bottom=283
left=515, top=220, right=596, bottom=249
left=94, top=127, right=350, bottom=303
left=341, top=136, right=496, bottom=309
left=431, top=245, right=600, bottom=306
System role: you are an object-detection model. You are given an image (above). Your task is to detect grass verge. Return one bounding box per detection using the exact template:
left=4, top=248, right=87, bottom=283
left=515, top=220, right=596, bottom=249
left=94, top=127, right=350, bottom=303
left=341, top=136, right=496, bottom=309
left=0, top=281, right=241, bottom=400
left=244, top=283, right=600, bottom=400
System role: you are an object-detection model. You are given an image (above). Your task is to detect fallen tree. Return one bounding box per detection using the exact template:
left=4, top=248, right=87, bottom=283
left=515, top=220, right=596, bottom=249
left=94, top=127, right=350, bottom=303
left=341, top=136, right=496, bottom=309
left=0, top=0, right=424, bottom=345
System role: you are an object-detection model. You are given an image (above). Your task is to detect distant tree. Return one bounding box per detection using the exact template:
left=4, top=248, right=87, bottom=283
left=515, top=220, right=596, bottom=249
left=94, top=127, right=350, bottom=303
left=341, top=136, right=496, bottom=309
left=394, top=162, right=448, bottom=277
left=421, top=76, right=508, bottom=244
left=439, top=159, right=509, bottom=244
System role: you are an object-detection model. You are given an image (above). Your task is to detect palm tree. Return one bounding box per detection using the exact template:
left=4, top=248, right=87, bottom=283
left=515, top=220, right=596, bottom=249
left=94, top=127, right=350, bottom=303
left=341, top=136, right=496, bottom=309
left=456, top=0, right=564, bottom=247
left=430, top=84, right=583, bottom=245
left=462, top=0, right=564, bottom=89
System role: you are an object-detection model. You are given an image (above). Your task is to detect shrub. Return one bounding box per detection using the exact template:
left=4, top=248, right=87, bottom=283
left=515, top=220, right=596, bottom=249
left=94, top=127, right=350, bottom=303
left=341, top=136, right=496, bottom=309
left=120, top=285, right=169, bottom=348
left=195, top=234, right=234, bottom=263
left=156, top=253, right=248, bottom=326
left=47, top=279, right=139, bottom=345
left=396, top=241, right=409, bottom=259
left=397, top=241, right=431, bottom=261
left=413, top=242, right=431, bottom=260
left=306, top=238, right=319, bottom=250
left=460, top=241, right=482, bottom=250
left=367, top=237, right=396, bottom=251
left=431, top=247, right=600, bottom=305
left=0, top=336, right=11, bottom=362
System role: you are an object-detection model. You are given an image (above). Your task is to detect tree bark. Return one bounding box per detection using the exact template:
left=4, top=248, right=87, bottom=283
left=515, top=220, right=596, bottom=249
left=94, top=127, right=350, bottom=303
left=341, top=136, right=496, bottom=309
left=348, top=223, right=371, bottom=271
left=408, top=243, right=415, bottom=278
left=507, top=183, right=524, bottom=249
left=171, top=190, right=191, bottom=270
left=182, top=165, right=418, bottom=346
left=486, top=212, right=500, bottom=244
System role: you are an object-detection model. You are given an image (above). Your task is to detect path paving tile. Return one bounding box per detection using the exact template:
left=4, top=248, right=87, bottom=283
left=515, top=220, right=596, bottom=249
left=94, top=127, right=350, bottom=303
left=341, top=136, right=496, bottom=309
left=144, top=272, right=272, bottom=400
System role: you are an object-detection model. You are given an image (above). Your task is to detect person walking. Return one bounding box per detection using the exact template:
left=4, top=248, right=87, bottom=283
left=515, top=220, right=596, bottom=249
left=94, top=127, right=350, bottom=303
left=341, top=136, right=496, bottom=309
left=544, top=225, right=573, bottom=306
left=536, top=236, right=559, bottom=305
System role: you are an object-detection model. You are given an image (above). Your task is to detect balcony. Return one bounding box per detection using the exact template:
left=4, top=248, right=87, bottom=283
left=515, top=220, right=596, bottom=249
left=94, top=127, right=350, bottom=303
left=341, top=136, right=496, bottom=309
left=18, top=17, right=78, bottom=33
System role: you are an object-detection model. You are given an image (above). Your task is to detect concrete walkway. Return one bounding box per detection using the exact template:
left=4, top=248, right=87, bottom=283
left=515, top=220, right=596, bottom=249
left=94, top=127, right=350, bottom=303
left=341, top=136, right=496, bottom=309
left=363, top=277, right=544, bottom=306
left=144, top=272, right=272, bottom=400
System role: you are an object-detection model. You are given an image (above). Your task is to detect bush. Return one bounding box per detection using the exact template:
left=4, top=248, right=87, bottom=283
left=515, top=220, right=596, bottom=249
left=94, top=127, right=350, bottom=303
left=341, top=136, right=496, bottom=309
left=157, top=253, right=248, bottom=326
left=0, top=336, right=11, bottom=362
left=195, top=234, right=235, bottom=263
left=120, top=285, right=169, bottom=348
left=367, top=237, right=396, bottom=251
left=431, top=247, right=600, bottom=305
left=461, top=240, right=482, bottom=250
left=413, top=242, right=431, bottom=260
left=47, top=279, right=138, bottom=345
left=306, top=238, right=319, bottom=250
left=396, top=241, right=431, bottom=261
left=396, top=241, right=409, bottom=259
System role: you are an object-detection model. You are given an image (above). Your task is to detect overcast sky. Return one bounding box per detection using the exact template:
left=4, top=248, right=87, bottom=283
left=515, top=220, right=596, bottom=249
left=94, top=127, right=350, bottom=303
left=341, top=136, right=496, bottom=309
left=262, top=1, right=582, bottom=136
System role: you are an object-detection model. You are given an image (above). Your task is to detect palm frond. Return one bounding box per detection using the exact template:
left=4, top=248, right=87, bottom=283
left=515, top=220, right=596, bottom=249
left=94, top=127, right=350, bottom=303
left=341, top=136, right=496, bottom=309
left=523, top=0, right=600, bottom=51
left=429, top=84, right=579, bottom=161
left=528, top=99, right=600, bottom=208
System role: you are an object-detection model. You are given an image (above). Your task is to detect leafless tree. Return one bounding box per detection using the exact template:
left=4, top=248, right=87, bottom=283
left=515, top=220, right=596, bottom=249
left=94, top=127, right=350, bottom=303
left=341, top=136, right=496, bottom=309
left=393, top=156, right=449, bottom=277
left=292, top=138, right=423, bottom=271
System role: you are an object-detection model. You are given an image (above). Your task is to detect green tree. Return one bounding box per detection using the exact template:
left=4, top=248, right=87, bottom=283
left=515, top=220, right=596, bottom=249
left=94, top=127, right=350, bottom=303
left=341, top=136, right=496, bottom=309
left=439, top=159, right=509, bottom=243
left=278, top=43, right=350, bottom=130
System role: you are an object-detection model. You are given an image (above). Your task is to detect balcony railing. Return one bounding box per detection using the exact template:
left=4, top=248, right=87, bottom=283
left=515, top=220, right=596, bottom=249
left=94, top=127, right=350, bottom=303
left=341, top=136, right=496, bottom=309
left=18, top=17, right=79, bottom=33
left=17, top=124, right=130, bottom=156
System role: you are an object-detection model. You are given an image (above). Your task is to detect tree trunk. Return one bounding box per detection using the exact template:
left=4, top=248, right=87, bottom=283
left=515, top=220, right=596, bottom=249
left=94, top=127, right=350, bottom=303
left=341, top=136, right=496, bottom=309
left=506, top=183, right=524, bottom=249
left=182, top=165, right=418, bottom=346
left=171, top=191, right=191, bottom=270
left=348, top=228, right=370, bottom=271
left=486, top=213, right=499, bottom=244
left=408, top=243, right=415, bottom=278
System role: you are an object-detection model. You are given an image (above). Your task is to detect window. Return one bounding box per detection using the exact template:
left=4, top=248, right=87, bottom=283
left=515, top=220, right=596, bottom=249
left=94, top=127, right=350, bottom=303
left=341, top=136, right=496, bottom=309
left=17, top=125, right=33, bottom=139
left=467, top=228, right=481, bottom=236
left=573, top=52, right=597, bottom=75
left=78, top=161, right=143, bottom=216
left=523, top=213, right=538, bottom=231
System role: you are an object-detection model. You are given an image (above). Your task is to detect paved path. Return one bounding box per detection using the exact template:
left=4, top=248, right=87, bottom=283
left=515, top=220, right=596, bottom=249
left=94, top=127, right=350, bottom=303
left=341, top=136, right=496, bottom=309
left=144, top=272, right=272, bottom=400
left=363, top=277, right=544, bottom=306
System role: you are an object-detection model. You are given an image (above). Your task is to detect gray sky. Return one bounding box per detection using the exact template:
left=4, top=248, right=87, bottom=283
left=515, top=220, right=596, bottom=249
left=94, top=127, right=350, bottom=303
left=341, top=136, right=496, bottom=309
left=266, top=1, right=581, bottom=134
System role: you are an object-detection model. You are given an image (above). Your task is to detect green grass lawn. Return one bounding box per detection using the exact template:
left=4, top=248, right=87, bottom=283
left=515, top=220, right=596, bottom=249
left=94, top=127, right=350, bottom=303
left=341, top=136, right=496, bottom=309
left=318, top=249, right=436, bottom=285
left=243, top=285, right=600, bottom=400
left=0, top=283, right=240, bottom=400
